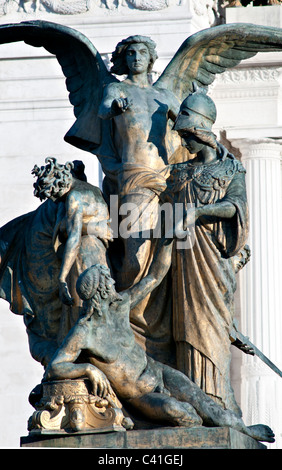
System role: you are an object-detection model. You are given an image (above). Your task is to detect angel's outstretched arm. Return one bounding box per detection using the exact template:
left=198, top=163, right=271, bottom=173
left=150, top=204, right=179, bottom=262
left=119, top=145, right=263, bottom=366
left=98, top=82, right=130, bottom=119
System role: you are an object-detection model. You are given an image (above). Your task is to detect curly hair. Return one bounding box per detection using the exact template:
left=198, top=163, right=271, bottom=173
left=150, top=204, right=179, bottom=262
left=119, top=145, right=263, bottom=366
left=110, top=35, right=158, bottom=75
left=32, top=157, right=74, bottom=201
left=32, top=157, right=87, bottom=201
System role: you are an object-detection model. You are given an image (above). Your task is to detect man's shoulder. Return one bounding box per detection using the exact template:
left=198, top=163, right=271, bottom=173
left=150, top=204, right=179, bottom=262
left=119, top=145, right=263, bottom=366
left=110, top=291, right=131, bottom=311
left=120, top=291, right=131, bottom=304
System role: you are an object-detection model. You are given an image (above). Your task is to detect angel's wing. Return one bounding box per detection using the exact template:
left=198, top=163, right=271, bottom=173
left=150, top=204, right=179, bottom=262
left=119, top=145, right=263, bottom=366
left=0, top=20, right=118, bottom=152
left=154, top=23, right=282, bottom=101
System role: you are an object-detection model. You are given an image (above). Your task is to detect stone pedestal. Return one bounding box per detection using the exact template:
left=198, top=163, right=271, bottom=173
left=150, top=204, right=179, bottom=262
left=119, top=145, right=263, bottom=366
left=20, top=426, right=266, bottom=449
left=23, top=377, right=269, bottom=449
left=27, top=379, right=131, bottom=435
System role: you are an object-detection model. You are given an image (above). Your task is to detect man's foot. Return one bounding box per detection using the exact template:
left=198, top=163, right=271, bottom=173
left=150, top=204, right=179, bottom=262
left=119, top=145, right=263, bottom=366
left=246, top=424, right=275, bottom=443
left=209, top=407, right=275, bottom=443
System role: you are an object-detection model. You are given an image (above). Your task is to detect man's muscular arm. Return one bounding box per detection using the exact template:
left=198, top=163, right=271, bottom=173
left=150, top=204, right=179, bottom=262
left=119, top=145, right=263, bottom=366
left=58, top=191, right=83, bottom=306
left=127, top=237, right=173, bottom=309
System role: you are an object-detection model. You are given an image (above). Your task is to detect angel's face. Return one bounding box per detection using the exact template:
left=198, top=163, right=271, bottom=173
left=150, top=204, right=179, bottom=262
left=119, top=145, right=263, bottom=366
left=125, top=43, right=151, bottom=74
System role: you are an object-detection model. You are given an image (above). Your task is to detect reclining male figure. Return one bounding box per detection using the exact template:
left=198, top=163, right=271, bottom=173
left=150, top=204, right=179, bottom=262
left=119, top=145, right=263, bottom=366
left=44, top=238, right=274, bottom=443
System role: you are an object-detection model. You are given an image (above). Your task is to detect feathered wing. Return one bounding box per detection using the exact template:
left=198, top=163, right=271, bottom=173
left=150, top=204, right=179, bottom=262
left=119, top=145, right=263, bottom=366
left=0, top=20, right=118, bottom=153
left=154, top=23, right=282, bottom=101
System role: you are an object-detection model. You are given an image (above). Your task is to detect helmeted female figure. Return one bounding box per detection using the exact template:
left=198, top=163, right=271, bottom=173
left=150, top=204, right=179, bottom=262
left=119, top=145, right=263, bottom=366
left=170, top=86, right=249, bottom=415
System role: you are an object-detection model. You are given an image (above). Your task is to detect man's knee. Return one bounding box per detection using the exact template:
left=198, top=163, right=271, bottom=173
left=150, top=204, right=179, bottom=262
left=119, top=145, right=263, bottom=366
left=162, top=397, right=202, bottom=427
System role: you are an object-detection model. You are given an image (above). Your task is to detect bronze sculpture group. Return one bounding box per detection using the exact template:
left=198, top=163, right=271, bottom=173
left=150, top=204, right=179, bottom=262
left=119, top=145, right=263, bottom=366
left=1, top=19, right=281, bottom=444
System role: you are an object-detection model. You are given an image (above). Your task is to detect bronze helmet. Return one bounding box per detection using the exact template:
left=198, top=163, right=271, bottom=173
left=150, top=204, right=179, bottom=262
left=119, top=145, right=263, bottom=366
left=173, top=82, right=217, bottom=134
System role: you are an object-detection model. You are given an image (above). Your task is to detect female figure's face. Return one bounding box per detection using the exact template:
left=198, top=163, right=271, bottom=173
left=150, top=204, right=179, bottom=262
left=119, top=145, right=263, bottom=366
left=179, top=132, right=205, bottom=154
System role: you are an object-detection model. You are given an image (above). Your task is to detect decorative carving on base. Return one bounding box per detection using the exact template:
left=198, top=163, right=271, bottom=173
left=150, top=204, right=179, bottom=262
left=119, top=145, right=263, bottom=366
left=28, top=378, right=132, bottom=434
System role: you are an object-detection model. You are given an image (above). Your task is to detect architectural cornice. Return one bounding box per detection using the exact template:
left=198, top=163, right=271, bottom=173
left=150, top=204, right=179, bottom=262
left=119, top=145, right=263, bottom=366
left=0, top=0, right=185, bottom=18
left=210, top=66, right=282, bottom=100
left=215, top=67, right=282, bottom=85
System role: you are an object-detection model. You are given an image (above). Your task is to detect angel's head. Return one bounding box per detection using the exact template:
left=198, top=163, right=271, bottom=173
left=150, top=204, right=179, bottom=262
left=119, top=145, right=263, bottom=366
left=76, top=264, right=122, bottom=323
left=173, top=83, right=217, bottom=153
left=32, top=157, right=74, bottom=202
left=110, top=35, right=158, bottom=76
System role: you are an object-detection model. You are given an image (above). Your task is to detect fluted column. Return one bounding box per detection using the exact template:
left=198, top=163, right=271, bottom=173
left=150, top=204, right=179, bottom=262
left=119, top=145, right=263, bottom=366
left=232, top=138, right=282, bottom=448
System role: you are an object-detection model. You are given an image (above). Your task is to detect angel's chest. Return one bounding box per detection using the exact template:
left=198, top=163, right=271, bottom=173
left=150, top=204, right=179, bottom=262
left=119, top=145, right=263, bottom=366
left=122, top=86, right=169, bottom=116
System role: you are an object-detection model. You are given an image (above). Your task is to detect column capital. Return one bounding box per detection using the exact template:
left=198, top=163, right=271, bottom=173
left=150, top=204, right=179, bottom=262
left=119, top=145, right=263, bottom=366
left=230, top=138, right=282, bottom=162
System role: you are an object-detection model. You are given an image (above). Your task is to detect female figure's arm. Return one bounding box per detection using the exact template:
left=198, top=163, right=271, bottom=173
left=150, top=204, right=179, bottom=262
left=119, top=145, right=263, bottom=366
left=175, top=169, right=247, bottom=239
left=195, top=201, right=236, bottom=220
left=174, top=202, right=236, bottom=238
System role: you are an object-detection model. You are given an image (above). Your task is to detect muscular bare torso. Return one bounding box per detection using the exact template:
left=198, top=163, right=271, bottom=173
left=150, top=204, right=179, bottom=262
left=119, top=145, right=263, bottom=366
left=99, top=80, right=180, bottom=170
left=85, top=293, right=164, bottom=400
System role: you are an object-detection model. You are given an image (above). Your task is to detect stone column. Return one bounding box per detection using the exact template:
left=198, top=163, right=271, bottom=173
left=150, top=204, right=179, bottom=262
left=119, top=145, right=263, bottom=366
left=231, top=138, right=282, bottom=448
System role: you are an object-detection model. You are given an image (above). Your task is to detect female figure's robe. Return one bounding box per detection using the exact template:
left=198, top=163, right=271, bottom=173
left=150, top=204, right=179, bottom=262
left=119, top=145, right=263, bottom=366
left=169, top=145, right=249, bottom=414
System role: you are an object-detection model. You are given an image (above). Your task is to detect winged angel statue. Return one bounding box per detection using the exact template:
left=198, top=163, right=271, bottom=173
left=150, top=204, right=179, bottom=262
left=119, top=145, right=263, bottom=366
left=0, top=20, right=282, bottom=439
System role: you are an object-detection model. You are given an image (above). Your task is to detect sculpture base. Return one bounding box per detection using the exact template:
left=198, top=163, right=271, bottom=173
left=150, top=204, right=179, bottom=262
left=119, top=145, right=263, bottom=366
left=27, top=378, right=131, bottom=435
left=21, top=425, right=267, bottom=449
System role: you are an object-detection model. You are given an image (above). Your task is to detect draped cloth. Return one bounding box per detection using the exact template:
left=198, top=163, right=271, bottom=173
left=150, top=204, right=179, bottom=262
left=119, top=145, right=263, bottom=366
left=169, top=146, right=249, bottom=413
left=0, top=198, right=109, bottom=367
left=108, top=163, right=176, bottom=367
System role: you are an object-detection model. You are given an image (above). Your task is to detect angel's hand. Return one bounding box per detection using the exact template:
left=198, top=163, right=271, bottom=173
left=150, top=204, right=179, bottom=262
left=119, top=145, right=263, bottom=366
left=112, top=97, right=132, bottom=114
left=106, top=220, right=114, bottom=242
left=59, top=281, right=74, bottom=306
